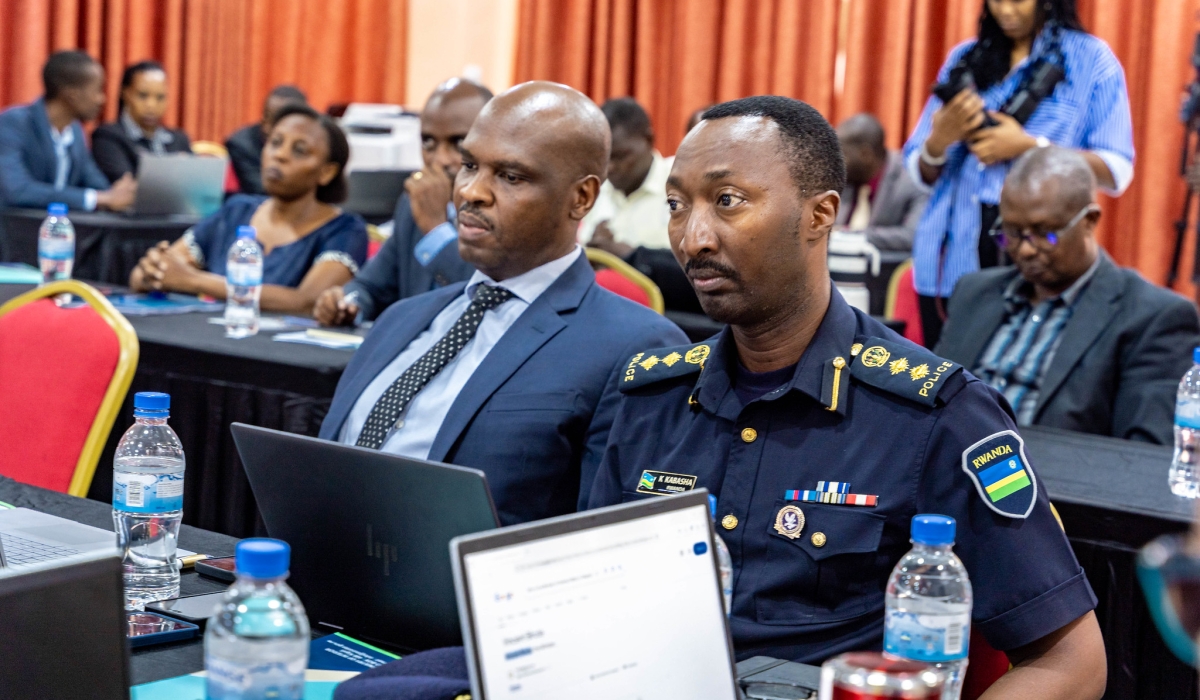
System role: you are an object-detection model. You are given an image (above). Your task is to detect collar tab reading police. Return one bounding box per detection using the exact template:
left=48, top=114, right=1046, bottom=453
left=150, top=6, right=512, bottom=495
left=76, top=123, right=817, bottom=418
left=619, top=342, right=710, bottom=392
left=848, top=336, right=962, bottom=407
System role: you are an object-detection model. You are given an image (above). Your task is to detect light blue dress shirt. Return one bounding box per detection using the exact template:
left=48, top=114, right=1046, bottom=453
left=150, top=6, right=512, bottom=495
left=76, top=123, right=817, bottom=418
left=338, top=245, right=584, bottom=458
left=413, top=202, right=459, bottom=266
left=48, top=124, right=97, bottom=211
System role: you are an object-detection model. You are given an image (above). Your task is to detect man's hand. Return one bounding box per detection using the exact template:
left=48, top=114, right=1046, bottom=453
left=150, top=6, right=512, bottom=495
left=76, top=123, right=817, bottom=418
left=968, top=112, right=1038, bottom=166
left=136, top=241, right=197, bottom=293
left=406, top=166, right=453, bottom=234
left=926, top=89, right=987, bottom=158
left=587, top=221, right=635, bottom=259
left=314, top=286, right=359, bottom=327
left=97, top=173, right=137, bottom=211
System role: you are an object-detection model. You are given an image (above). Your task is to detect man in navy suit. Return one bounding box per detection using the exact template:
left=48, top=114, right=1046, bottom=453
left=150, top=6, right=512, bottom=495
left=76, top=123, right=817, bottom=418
left=0, top=50, right=136, bottom=212
left=313, top=79, right=491, bottom=325
left=319, top=81, right=687, bottom=525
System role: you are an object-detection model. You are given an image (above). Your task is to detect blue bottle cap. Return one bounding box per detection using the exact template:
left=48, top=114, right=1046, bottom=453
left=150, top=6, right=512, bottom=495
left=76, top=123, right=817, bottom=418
left=911, top=514, right=955, bottom=546
left=236, top=225, right=257, bottom=239
left=236, top=538, right=291, bottom=579
left=1193, top=346, right=1200, bottom=365
left=48, top=202, right=67, bottom=216
left=133, top=392, right=170, bottom=411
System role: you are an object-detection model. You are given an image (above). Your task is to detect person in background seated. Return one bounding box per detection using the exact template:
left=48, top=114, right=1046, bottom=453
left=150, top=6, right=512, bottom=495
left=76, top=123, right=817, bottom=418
left=225, top=84, right=307, bottom=195
left=318, top=81, right=687, bottom=526
left=130, top=104, right=366, bottom=315
left=938, top=147, right=1200, bottom=445
left=0, top=50, right=136, bottom=212
left=835, top=113, right=928, bottom=252
left=313, top=78, right=491, bottom=326
left=91, top=61, right=192, bottom=181
left=685, top=104, right=711, bottom=134
left=581, top=97, right=671, bottom=258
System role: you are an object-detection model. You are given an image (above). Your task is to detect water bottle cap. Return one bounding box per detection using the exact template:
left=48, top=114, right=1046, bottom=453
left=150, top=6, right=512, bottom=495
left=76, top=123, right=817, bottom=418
left=1193, top=346, right=1200, bottom=365
left=236, top=225, right=257, bottom=240
left=236, top=538, right=291, bottom=579
left=911, top=514, right=955, bottom=546
left=708, top=494, right=717, bottom=518
left=133, top=392, right=170, bottom=411
left=48, top=203, right=67, bottom=216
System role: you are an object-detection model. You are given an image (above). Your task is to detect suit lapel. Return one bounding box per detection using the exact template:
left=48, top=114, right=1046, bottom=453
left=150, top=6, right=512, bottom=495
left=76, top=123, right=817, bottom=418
left=1033, top=255, right=1123, bottom=418
left=955, top=273, right=1012, bottom=370
left=30, top=100, right=58, bottom=182
left=426, top=255, right=594, bottom=462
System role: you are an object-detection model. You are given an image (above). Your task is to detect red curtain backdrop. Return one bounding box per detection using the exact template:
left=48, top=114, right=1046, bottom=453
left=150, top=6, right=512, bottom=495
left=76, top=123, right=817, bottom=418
left=0, top=0, right=407, bottom=144
left=515, top=0, right=1200, bottom=295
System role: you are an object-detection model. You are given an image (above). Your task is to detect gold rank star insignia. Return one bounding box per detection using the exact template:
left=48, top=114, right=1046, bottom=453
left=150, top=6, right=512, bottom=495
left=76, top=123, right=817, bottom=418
left=850, top=343, right=863, bottom=357
left=860, top=345, right=890, bottom=368
left=685, top=344, right=711, bottom=365
left=639, top=355, right=660, bottom=371
left=910, top=363, right=930, bottom=381
left=662, top=351, right=683, bottom=367
left=888, top=358, right=910, bottom=375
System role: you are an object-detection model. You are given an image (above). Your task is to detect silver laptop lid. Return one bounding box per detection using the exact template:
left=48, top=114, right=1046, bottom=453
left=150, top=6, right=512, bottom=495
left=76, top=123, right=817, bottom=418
left=451, top=489, right=738, bottom=700
left=135, top=153, right=226, bottom=217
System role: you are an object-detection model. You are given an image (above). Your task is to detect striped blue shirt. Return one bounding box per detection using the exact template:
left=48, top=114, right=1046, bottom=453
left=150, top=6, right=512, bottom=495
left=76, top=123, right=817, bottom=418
left=973, top=255, right=1102, bottom=424
left=902, top=29, right=1134, bottom=297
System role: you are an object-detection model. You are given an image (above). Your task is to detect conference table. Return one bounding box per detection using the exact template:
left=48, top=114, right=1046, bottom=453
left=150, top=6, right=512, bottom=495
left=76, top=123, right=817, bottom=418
left=1, top=209, right=197, bottom=285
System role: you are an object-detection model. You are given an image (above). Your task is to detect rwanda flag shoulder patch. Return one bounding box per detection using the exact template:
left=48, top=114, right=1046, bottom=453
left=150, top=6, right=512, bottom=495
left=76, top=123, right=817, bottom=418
left=961, top=430, right=1036, bottom=519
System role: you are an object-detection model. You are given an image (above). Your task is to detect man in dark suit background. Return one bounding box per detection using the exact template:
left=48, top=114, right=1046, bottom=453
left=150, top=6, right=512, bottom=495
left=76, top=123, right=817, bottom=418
left=0, top=50, right=136, bottom=212
left=318, top=81, right=687, bottom=525
left=313, top=79, right=491, bottom=325
left=834, top=113, right=928, bottom=251
left=937, top=147, right=1200, bottom=444
left=225, top=84, right=307, bottom=195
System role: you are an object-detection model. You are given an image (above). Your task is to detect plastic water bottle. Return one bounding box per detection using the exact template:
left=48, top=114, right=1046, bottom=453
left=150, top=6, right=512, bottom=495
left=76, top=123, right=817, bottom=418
left=225, top=225, right=263, bottom=338
left=1170, top=347, right=1200, bottom=498
left=708, top=495, right=733, bottom=615
left=884, top=515, right=972, bottom=700
left=112, top=392, right=185, bottom=610
left=206, top=539, right=310, bottom=700
left=37, top=202, right=74, bottom=284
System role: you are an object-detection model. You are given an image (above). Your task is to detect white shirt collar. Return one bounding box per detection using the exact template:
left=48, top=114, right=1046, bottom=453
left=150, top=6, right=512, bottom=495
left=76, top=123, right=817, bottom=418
left=466, top=245, right=583, bottom=305
left=49, top=124, right=74, bottom=147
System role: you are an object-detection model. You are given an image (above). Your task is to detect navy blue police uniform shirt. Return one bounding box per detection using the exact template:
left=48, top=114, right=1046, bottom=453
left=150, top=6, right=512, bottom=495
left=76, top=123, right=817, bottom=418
left=588, top=288, right=1096, bottom=664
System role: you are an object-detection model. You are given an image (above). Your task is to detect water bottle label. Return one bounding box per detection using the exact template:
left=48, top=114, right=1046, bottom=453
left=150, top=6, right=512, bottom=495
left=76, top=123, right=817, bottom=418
left=227, top=262, right=263, bottom=287
left=1177, top=398, right=1200, bottom=429
left=883, top=610, right=970, bottom=662
left=113, top=472, right=184, bottom=513
left=38, top=238, right=74, bottom=261
left=205, top=656, right=305, bottom=700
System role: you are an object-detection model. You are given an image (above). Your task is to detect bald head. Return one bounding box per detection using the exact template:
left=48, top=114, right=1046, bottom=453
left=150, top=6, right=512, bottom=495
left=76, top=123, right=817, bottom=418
left=837, top=113, right=887, bottom=186
left=1006, top=146, right=1096, bottom=211
left=454, top=81, right=609, bottom=281
left=420, top=77, right=492, bottom=178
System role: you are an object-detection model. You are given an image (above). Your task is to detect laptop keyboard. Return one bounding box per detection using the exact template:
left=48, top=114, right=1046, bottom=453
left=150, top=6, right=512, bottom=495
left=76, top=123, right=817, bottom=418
left=0, top=532, right=81, bottom=568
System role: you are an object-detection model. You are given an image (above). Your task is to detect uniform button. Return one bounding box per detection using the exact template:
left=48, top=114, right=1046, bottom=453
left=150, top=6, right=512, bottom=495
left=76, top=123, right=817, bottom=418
left=811, top=532, right=827, bottom=547
left=741, top=428, right=758, bottom=443
left=721, top=514, right=738, bottom=530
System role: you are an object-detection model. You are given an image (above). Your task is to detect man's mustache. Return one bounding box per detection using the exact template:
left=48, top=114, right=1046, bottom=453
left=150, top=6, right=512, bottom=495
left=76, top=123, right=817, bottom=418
left=457, top=204, right=495, bottom=230
left=684, top=256, right=740, bottom=282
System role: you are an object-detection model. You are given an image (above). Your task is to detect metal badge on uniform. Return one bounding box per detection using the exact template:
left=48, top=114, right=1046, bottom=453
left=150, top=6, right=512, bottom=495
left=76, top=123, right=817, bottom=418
left=636, top=470, right=698, bottom=496
left=773, top=505, right=805, bottom=539
left=961, top=429, right=1037, bottom=519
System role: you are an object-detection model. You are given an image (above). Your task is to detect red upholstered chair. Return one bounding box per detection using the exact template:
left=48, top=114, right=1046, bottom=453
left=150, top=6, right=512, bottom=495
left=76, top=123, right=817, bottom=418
left=585, top=247, right=664, bottom=313
left=884, top=259, right=924, bottom=346
left=0, top=281, right=138, bottom=496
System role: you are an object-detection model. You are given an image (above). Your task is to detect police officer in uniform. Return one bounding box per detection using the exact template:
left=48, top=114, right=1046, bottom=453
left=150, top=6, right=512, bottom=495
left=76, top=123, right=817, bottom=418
left=588, top=96, right=1106, bottom=698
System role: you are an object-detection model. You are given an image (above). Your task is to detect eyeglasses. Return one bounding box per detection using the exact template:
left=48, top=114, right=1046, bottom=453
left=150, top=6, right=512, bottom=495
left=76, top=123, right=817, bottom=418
left=988, top=203, right=1098, bottom=250
left=1138, top=533, right=1200, bottom=667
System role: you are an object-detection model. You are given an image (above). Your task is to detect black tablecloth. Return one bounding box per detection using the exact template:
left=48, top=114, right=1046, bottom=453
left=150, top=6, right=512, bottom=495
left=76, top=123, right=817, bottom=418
left=0, top=283, right=355, bottom=538
left=1028, top=426, right=1198, bottom=699
left=0, top=476, right=236, bottom=685
left=1, top=208, right=197, bottom=285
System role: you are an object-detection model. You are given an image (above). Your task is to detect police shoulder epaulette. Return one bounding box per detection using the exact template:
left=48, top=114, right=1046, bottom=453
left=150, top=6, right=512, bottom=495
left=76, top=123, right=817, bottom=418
left=848, top=336, right=962, bottom=407
left=619, top=342, right=712, bottom=392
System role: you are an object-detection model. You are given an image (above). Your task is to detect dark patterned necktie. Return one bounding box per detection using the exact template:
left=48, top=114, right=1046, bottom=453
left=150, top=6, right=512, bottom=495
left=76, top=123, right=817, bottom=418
left=355, top=284, right=514, bottom=449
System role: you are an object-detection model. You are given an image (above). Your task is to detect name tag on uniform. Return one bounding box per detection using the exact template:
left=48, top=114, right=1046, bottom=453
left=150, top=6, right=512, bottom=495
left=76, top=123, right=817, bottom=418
left=636, top=470, right=698, bottom=496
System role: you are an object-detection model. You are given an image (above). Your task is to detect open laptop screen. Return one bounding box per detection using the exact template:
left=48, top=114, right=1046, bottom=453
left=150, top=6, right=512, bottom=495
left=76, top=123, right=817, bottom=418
left=455, top=491, right=737, bottom=699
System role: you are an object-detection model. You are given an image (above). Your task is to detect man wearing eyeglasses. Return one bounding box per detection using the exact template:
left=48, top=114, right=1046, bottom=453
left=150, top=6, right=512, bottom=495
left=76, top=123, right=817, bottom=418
left=937, top=146, right=1200, bottom=444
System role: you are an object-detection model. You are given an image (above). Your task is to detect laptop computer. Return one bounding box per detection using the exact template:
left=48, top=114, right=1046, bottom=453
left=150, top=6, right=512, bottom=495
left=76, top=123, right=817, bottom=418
left=0, top=508, right=122, bottom=569
left=0, top=551, right=129, bottom=699
left=133, top=153, right=226, bottom=217
left=231, top=423, right=500, bottom=652
left=450, top=489, right=740, bottom=700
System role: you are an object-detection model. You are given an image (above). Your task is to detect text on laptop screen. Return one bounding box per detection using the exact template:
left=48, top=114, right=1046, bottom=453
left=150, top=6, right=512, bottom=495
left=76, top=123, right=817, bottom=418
left=463, top=504, right=736, bottom=699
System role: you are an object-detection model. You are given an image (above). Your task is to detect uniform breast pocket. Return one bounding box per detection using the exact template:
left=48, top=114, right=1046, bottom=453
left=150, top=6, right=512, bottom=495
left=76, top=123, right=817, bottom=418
left=755, top=500, right=887, bottom=626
